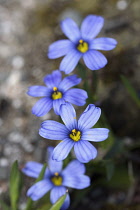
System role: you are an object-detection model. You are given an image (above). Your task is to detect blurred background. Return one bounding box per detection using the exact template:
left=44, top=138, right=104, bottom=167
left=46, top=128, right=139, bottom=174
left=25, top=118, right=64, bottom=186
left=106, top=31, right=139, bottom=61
left=0, top=0, right=140, bottom=209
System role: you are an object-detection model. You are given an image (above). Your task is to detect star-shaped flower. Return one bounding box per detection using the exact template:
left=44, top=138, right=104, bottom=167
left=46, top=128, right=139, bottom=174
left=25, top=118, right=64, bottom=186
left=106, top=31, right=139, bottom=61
left=22, top=147, right=90, bottom=210
left=27, top=70, right=88, bottom=116
left=39, top=103, right=109, bottom=163
left=48, top=15, right=117, bottom=74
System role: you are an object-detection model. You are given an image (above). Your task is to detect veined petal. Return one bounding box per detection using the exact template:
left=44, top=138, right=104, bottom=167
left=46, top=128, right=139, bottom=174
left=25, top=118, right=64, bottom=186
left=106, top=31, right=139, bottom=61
left=60, top=18, right=81, bottom=42
left=27, top=180, right=52, bottom=201
left=78, top=104, right=101, bottom=130
left=22, top=161, right=43, bottom=178
left=74, top=140, right=97, bottom=163
left=48, top=40, right=73, bottom=59
left=58, top=75, right=81, bottom=91
left=60, top=49, right=82, bottom=74
left=62, top=174, right=90, bottom=189
left=44, top=70, right=62, bottom=88
left=39, top=120, right=68, bottom=140
left=83, top=50, right=107, bottom=70
left=52, top=138, right=74, bottom=161
left=82, top=128, right=109, bottom=142
left=50, top=186, right=67, bottom=204
left=64, top=88, right=88, bottom=106
left=81, top=15, right=104, bottom=39
left=53, top=98, right=65, bottom=115
left=27, top=86, right=51, bottom=97
left=62, top=160, right=86, bottom=175
left=90, top=37, right=117, bottom=51
left=32, top=98, right=53, bottom=117
left=60, top=103, right=77, bottom=130
left=47, top=147, right=63, bottom=173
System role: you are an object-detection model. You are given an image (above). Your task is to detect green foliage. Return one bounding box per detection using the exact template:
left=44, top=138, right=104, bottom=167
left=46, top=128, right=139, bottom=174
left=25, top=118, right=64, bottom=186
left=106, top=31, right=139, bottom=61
left=9, top=160, right=23, bottom=210
left=120, top=75, right=140, bottom=108
left=49, top=193, right=67, bottom=210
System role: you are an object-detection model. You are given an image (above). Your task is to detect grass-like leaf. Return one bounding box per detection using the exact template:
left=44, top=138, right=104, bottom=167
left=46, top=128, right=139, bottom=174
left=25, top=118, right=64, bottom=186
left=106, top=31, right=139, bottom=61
left=49, top=193, right=67, bottom=210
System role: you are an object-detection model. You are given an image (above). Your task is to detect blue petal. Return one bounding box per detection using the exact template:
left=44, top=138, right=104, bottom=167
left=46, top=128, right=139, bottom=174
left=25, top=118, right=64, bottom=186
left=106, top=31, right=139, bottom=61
left=78, top=104, right=101, bottom=130
left=58, top=75, right=81, bottom=91
left=27, top=180, right=52, bottom=201
left=47, top=147, right=63, bottom=173
left=62, top=160, right=86, bottom=175
left=44, top=70, right=62, bottom=88
left=64, top=88, right=88, bottom=106
left=62, top=174, right=90, bottom=189
left=52, top=138, right=74, bottom=161
left=60, top=49, right=82, bottom=74
left=50, top=186, right=67, bottom=204
left=22, top=161, right=43, bottom=178
left=83, top=50, right=107, bottom=70
left=32, top=98, right=53, bottom=117
left=48, top=40, right=73, bottom=59
left=39, top=120, right=68, bottom=140
left=60, top=18, right=81, bottom=42
left=27, top=86, right=51, bottom=97
left=74, top=140, right=97, bottom=163
left=82, top=128, right=109, bottom=142
left=60, top=103, right=77, bottom=130
left=90, top=37, right=117, bottom=51
left=53, top=98, right=65, bottom=115
left=61, top=193, right=70, bottom=210
left=81, top=15, right=104, bottom=39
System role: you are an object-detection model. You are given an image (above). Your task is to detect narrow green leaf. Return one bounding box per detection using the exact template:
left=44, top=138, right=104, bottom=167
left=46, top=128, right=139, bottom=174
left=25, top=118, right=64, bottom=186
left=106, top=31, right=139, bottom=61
left=103, top=160, right=115, bottom=180
left=120, top=75, right=140, bottom=108
left=25, top=163, right=47, bottom=210
left=49, top=193, right=67, bottom=210
left=9, top=160, right=22, bottom=210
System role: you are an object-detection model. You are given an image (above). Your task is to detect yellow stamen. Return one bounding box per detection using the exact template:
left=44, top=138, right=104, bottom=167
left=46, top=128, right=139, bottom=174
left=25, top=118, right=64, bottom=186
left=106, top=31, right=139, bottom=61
left=52, top=87, right=62, bottom=100
left=70, top=129, right=81, bottom=142
left=51, top=173, right=63, bottom=186
left=77, top=40, right=88, bottom=53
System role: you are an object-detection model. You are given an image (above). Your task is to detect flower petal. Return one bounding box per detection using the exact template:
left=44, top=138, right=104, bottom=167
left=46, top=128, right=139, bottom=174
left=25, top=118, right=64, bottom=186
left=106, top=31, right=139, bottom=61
left=22, top=161, right=43, bottom=178
left=82, top=128, right=109, bottom=142
left=60, top=103, right=77, bottom=130
left=90, top=37, right=117, bottom=51
left=62, top=160, right=86, bottom=175
left=78, top=104, right=101, bottom=130
left=58, top=75, right=81, bottom=91
left=27, top=180, right=52, bottom=201
left=74, top=140, right=97, bottom=163
left=60, top=18, right=81, bottom=42
left=81, top=15, right=104, bottom=39
left=53, top=98, right=66, bottom=115
left=61, top=193, right=70, bottom=210
left=50, top=186, right=66, bottom=204
left=64, top=88, right=88, bottom=106
left=44, top=70, right=62, bottom=88
left=39, top=120, right=68, bottom=140
left=47, top=147, right=63, bottom=173
left=32, top=98, right=53, bottom=117
left=62, top=174, right=90, bottom=189
left=48, top=40, right=73, bottom=59
left=60, top=49, right=82, bottom=74
left=27, top=86, right=51, bottom=97
left=52, top=138, right=74, bottom=161
left=83, top=50, right=107, bottom=70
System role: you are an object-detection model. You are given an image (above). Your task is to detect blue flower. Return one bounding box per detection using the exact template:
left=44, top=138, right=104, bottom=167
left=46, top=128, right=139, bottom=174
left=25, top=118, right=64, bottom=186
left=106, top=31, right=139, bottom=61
left=22, top=147, right=90, bottom=210
left=27, top=70, right=88, bottom=116
left=48, top=15, right=117, bottom=74
left=39, top=103, right=109, bottom=163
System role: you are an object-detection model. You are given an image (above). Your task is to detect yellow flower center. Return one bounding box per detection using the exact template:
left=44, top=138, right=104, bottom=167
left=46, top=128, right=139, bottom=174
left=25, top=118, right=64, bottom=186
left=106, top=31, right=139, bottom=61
left=77, top=39, right=88, bottom=53
left=51, top=172, right=63, bottom=186
left=52, top=87, right=62, bottom=100
left=70, top=129, right=81, bottom=142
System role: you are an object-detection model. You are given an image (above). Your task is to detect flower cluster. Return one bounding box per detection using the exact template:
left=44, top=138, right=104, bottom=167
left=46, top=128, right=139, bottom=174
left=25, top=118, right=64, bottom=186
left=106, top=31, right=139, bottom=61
left=23, top=14, right=117, bottom=209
